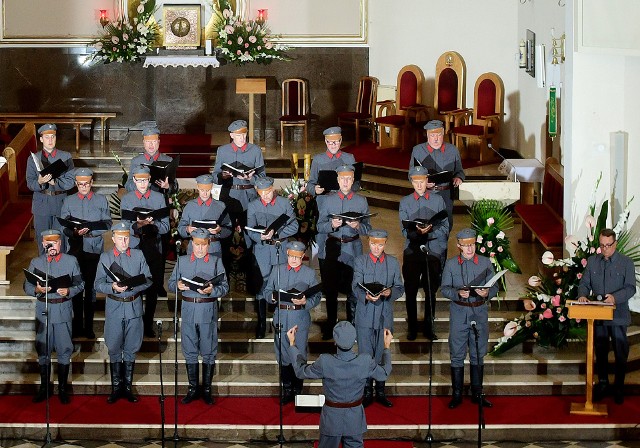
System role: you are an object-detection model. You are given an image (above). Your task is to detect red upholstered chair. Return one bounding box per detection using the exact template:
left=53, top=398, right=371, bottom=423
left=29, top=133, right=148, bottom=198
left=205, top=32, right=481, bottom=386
left=338, top=76, right=379, bottom=146
left=452, top=72, right=504, bottom=162
left=433, top=51, right=466, bottom=141
left=279, top=78, right=309, bottom=150
left=375, top=65, right=426, bottom=151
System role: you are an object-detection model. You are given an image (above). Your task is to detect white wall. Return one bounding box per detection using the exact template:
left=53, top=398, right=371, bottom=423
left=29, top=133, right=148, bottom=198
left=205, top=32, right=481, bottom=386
left=368, top=0, right=519, bottom=149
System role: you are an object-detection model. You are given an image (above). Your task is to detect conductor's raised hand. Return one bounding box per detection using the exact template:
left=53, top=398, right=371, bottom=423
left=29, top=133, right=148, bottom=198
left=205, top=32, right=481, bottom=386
left=287, top=325, right=298, bottom=346
left=383, top=329, right=393, bottom=348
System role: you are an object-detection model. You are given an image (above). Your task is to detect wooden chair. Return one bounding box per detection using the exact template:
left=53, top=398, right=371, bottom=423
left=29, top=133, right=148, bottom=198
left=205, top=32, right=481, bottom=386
left=375, top=65, right=426, bottom=151
left=279, top=78, right=309, bottom=150
left=433, top=51, right=466, bottom=141
left=338, top=76, right=379, bottom=146
left=451, top=72, right=504, bottom=162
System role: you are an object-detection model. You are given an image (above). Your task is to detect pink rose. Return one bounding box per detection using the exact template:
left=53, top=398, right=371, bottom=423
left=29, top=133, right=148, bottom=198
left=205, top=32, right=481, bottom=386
left=245, top=43, right=249, bottom=48
left=541, top=251, right=554, bottom=265
left=112, top=36, right=119, bottom=44
left=476, top=235, right=483, bottom=243
left=265, top=41, right=273, bottom=49
left=490, top=252, right=496, bottom=258
left=543, top=309, right=553, bottom=319
left=540, top=303, right=547, bottom=309
left=249, top=35, right=257, bottom=43
left=222, top=8, right=232, bottom=18
left=556, top=288, right=562, bottom=294
left=591, top=247, right=596, bottom=254
left=479, top=247, right=486, bottom=253
left=497, top=246, right=504, bottom=253
left=228, top=40, right=232, bottom=45
left=556, top=307, right=562, bottom=313
left=496, top=231, right=505, bottom=240
left=577, top=273, right=583, bottom=279
left=581, top=258, right=587, bottom=267
left=236, top=50, right=242, bottom=55
left=558, top=315, right=566, bottom=322
left=576, top=319, right=581, bottom=323
left=538, top=314, right=544, bottom=320
left=257, top=46, right=262, bottom=50
left=487, top=241, right=493, bottom=248
left=523, top=299, right=536, bottom=311
left=528, top=276, right=542, bottom=287
left=503, top=321, right=518, bottom=338
left=237, top=36, right=244, bottom=45
left=224, top=25, right=235, bottom=34
left=487, top=217, right=495, bottom=226
left=551, top=295, right=561, bottom=307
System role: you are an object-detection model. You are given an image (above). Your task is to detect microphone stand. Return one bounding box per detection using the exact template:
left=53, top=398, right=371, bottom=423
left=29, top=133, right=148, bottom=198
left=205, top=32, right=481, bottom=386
left=157, top=321, right=166, bottom=448
left=471, top=322, right=485, bottom=448
left=42, top=251, right=52, bottom=447
left=420, top=244, right=437, bottom=446
left=274, top=239, right=285, bottom=446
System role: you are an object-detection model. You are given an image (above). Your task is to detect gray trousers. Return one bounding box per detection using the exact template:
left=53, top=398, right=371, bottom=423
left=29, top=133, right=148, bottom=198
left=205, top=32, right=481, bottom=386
left=319, top=434, right=363, bottom=448
left=449, top=320, right=488, bottom=367
left=36, top=320, right=73, bottom=365
left=105, top=315, right=143, bottom=362
left=181, top=321, right=218, bottom=364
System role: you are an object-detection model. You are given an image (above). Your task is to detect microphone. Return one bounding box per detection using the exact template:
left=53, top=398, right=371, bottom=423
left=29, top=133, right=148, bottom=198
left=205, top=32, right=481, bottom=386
left=156, top=320, right=163, bottom=337
left=596, top=294, right=603, bottom=301
left=470, top=320, right=479, bottom=338
left=44, top=243, right=53, bottom=250
left=275, top=240, right=282, bottom=248
left=419, top=244, right=429, bottom=254
left=175, top=239, right=182, bottom=248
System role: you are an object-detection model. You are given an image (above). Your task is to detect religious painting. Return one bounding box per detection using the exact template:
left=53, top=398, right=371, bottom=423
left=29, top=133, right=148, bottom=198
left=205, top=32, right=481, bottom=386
left=163, top=4, right=201, bottom=48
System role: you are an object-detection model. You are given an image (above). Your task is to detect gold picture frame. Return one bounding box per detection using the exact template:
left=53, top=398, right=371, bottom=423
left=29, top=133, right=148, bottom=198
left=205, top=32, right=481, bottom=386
left=163, top=4, right=201, bottom=49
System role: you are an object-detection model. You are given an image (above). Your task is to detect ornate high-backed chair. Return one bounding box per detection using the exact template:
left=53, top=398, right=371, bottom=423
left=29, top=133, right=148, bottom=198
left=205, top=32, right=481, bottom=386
left=434, top=51, right=466, bottom=141
left=279, top=78, right=309, bottom=150
left=374, top=65, right=426, bottom=151
left=337, top=76, right=379, bottom=146
left=451, top=72, right=504, bottom=162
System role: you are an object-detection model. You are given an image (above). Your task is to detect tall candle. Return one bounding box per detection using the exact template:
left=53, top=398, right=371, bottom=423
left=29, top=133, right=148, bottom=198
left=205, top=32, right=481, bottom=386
left=291, top=153, right=298, bottom=178
left=304, top=154, right=311, bottom=181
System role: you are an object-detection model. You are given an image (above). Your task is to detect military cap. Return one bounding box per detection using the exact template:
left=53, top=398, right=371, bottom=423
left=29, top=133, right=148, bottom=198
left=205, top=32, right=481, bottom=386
left=74, top=168, right=94, bottom=181
left=368, top=229, right=388, bottom=243
left=195, top=174, right=214, bottom=186
left=424, top=120, right=445, bottom=132
left=456, top=228, right=477, bottom=243
left=254, top=176, right=274, bottom=191
left=38, top=124, right=57, bottom=135
left=191, top=228, right=211, bottom=243
left=323, top=126, right=342, bottom=141
left=41, top=229, right=62, bottom=241
left=286, top=241, right=306, bottom=256
left=228, top=120, right=248, bottom=133
left=131, top=165, right=151, bottom=179
left=335, top=164, right=355, bottom=175
left=111, top=222, right=131, bottom=235
left=333, top=321, right=357, bottom=350
left=408, top=165, right=429, bottom=180
left=142, top=127, right=160, bottom=140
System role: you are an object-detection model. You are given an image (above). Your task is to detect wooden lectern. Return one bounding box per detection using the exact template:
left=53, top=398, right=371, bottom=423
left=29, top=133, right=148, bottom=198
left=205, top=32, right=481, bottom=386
left=236, top=78, right=267, bottom=145
left=566, top=300, right=615, bottom=416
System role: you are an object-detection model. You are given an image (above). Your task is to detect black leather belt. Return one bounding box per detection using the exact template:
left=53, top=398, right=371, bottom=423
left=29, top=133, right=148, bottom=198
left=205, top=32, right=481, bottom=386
left=231, top=184, right=254, bottom=190
left=454, top=300, right=485, bottom=307
left=279, top=303, right=303, bottom=310
left=182, top=297, right=217, bottom=303
left=429, top=185, right=451, bottom=191
left=325, top=397, right=364, bottom=408
left=37, top=297, right=70, bottom=304
left=41, top=190, right=66, bottom=196
left=327, top=234, right=360, bottom=243
left=264, top=238, right=286, bottom=245
left=109, top=294, right=140, bottom=303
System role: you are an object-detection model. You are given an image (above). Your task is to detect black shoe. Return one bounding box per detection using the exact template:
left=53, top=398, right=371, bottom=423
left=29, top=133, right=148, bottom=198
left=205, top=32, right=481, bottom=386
left=614, top=391, right=624, bottom=405
left=281, top=389, right=295, bottom=405
left=407, top=330, right=417, bottom=341
left=158, top=287, right=168, bottom=297
left=144, top=327, right=156, bottom=339
left=471, top=394, right=493, bottom=408
left=448, top=395, right=462, bottom=409
left=374, top=381, right=393, bottom=407
left=593, top=382, right=609, bottom=402
left=424, top=332, right=439, bottom=341
left=255, top=319, right=266, bottom=339
left=84, top=329, right=96, bottom=339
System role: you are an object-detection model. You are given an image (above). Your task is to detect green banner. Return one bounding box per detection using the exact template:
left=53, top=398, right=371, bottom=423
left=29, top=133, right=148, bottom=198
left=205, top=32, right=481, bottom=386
left=548, top=87, right=557, bottom=140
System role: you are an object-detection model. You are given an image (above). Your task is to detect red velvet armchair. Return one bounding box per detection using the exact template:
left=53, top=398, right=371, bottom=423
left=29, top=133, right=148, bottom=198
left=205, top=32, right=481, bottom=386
left=433, top=51, right=466, bottom=141
left=338, top=76, right=379, bottom=146
left=280, top=78, right=309, bottom=150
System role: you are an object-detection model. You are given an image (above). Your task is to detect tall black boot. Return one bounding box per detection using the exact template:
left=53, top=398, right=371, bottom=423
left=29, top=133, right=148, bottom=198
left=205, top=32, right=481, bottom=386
left=181, top=363, right=200, bottom=404
left=293, top=371, right=304, bottom=397
left=470, top=364, right=492, bottom=408
left=375, top=380, right=393, bottom=407
left=57, top=363, right=70, bottom=404
left=256, top=300, right=267, bottom=339
left=346, top=298, right=356, bottom=325
left=33, top=364, right=51, bottom=403
left=280, top=364, right=294, bottom=405
left=122, top=361, right=138, bottom=403
left=448, top=366, right=463, bottom=409
left=84, top=302, right=95, bottom=339
left=107, top=362, right=123, bottom=404
left=405, top=293, right=418, bottom=341
left=202, top=363, right=216, bottom=405
left=363, top=378, right=374, bottom=408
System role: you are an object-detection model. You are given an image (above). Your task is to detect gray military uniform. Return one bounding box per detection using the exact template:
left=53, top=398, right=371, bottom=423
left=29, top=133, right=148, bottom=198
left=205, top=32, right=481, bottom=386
left=263, top=263, right=321, bottom=364
left=306, top=150, right=358, bottom=207
left=26, top=149, right=75, bottom=253
left=24, top=253, right=84, bottom=365
left=119, top=189, right=170, bottom=250
left=125, top=152, right=177, bottom=194
left=168, top=254, right=229, bottom=364
left=440, top=254, right=497, bottom=366
left=352, top=253, right=404, bottom=363
left=178, top=197, right=232, bottom=256
left=94, top=247, right=152, bottom=362
left=60, top=191, right=112, bottom=255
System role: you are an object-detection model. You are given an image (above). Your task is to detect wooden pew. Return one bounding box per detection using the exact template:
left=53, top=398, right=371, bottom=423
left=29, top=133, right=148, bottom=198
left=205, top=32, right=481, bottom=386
left=514, top=157, right=564, bottom=256
left=0, top=123, right=36, bottom=284
left=3, top=122, right=37, bottom=197
left=0, top=112, right=117, bottom=149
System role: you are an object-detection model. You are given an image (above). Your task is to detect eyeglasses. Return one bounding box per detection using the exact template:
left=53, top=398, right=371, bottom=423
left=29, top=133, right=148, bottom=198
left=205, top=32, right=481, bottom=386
left=133, top=177, right=150, bottom=183
left=76, top=181, right=91, bottom=187
left=458, top=243, right=475, bottom=248
left=599, top=242, right=616, bottom=249
left=325, top=140, right=341, bottom=145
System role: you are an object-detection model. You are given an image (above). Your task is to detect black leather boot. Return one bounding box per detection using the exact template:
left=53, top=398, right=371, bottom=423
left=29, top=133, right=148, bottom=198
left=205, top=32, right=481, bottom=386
left=33, top=364, right=51, bottom=403
left=470, top=364, right=492, bottom=408
left=256, top=300, right=267, bottom=339
left=181, top=363, right=200, bottom=404
left=448, top=366, right=463, bottom=409
left=202, top=363, right=215, bottom=405
left=346, top=299, right=356, bottom=325
left=363, top=378, right=374, bottom=408
left=293, top=373, right=304, bottom=397
left=280, top=365, right=295, bottom=405
left=57, top=363, right=70, bottom=404
left=375, top=380, right=393, bottom=407
left=123, top=361, right=138, bottom=403
left=84, top=305, right=95, bottom=339
left=107, top=362, right=123, bottom=404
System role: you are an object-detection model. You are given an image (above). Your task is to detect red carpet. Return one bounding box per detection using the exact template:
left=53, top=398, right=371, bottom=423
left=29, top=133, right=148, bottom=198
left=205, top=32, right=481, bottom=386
left=159, top=134, right=217, bottom=178
left=1, top=395, right=638, bottom=426
left=314, top=442, right=411, bottom=447
left=342, top=142, right=490, bottom=171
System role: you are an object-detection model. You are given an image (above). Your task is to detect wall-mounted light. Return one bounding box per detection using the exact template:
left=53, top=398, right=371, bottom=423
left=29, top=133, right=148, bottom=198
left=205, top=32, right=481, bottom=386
left=99, top=9, right=109, bottom=28
left=551, top=33, right=565, bottom=65
left=256, top=9, right=267, bottom=25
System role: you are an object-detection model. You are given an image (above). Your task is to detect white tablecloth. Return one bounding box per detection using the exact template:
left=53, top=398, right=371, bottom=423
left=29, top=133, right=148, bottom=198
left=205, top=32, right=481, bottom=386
left=143, top=55, right=220, bottom=68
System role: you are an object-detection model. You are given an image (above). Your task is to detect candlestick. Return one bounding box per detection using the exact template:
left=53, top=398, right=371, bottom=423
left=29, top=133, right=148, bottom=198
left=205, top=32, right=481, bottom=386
left=304, top=154, right=311, bottom=181
left=291, top=153, right=298, bottom=178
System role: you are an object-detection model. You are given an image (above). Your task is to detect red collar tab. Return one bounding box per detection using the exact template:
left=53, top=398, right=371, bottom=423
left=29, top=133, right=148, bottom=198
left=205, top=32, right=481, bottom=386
left=413, top=191, right=429, bottom=200
left=427, top=144, right=445, bottom=154
left=113, top=248, right=131, bottom=257
left=261, top=197, right=276, bottom=206
left=326, top=150, right=342, bottom=159
left=78, top=191, right=94, bottom=200
left=197, top=197, right=212, bottom=206
left=135, top=190, right=151, bottom=200
left=231, top=142, right=248, bottom=152
left=43, top=149, right=57, bottom=158
left=369, top=252, right=385, bottom=263
left=144, top=152, right=160, bottom=162
left=338, top=191, right=354, bottom=200
left=458, top=254, right=479, bottom=265
left=287, top=264, right=302, bottom=272
left=191, top=253, right=210, bottom=263
left=47, top=253, right=62, bottom=263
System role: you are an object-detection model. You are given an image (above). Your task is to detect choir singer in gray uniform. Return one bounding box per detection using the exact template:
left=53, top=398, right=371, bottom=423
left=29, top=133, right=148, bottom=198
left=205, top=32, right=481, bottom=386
left=168, top=228, right=229, bottom=405
left=94, top=222, right=152, bottom=404
left=60, top=168, right=112, bottom=339
left=287, top=321, right=393, bottom=448
left=440, top=228, right=497, bottom=409
left=263, top=241, right=321, bottom=404
left=246, top=176, right=298, bottom=338
left=410, top=120, right=465, bottom=230
left=352, top=229, right=404, bottom=408
left=125, top=126, right=177, bottom=193
left=24, top=230, right=84, bottom=404
left=26, top=124, right=75, bottom=253
left=578, top=228, right=637, bottom=404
